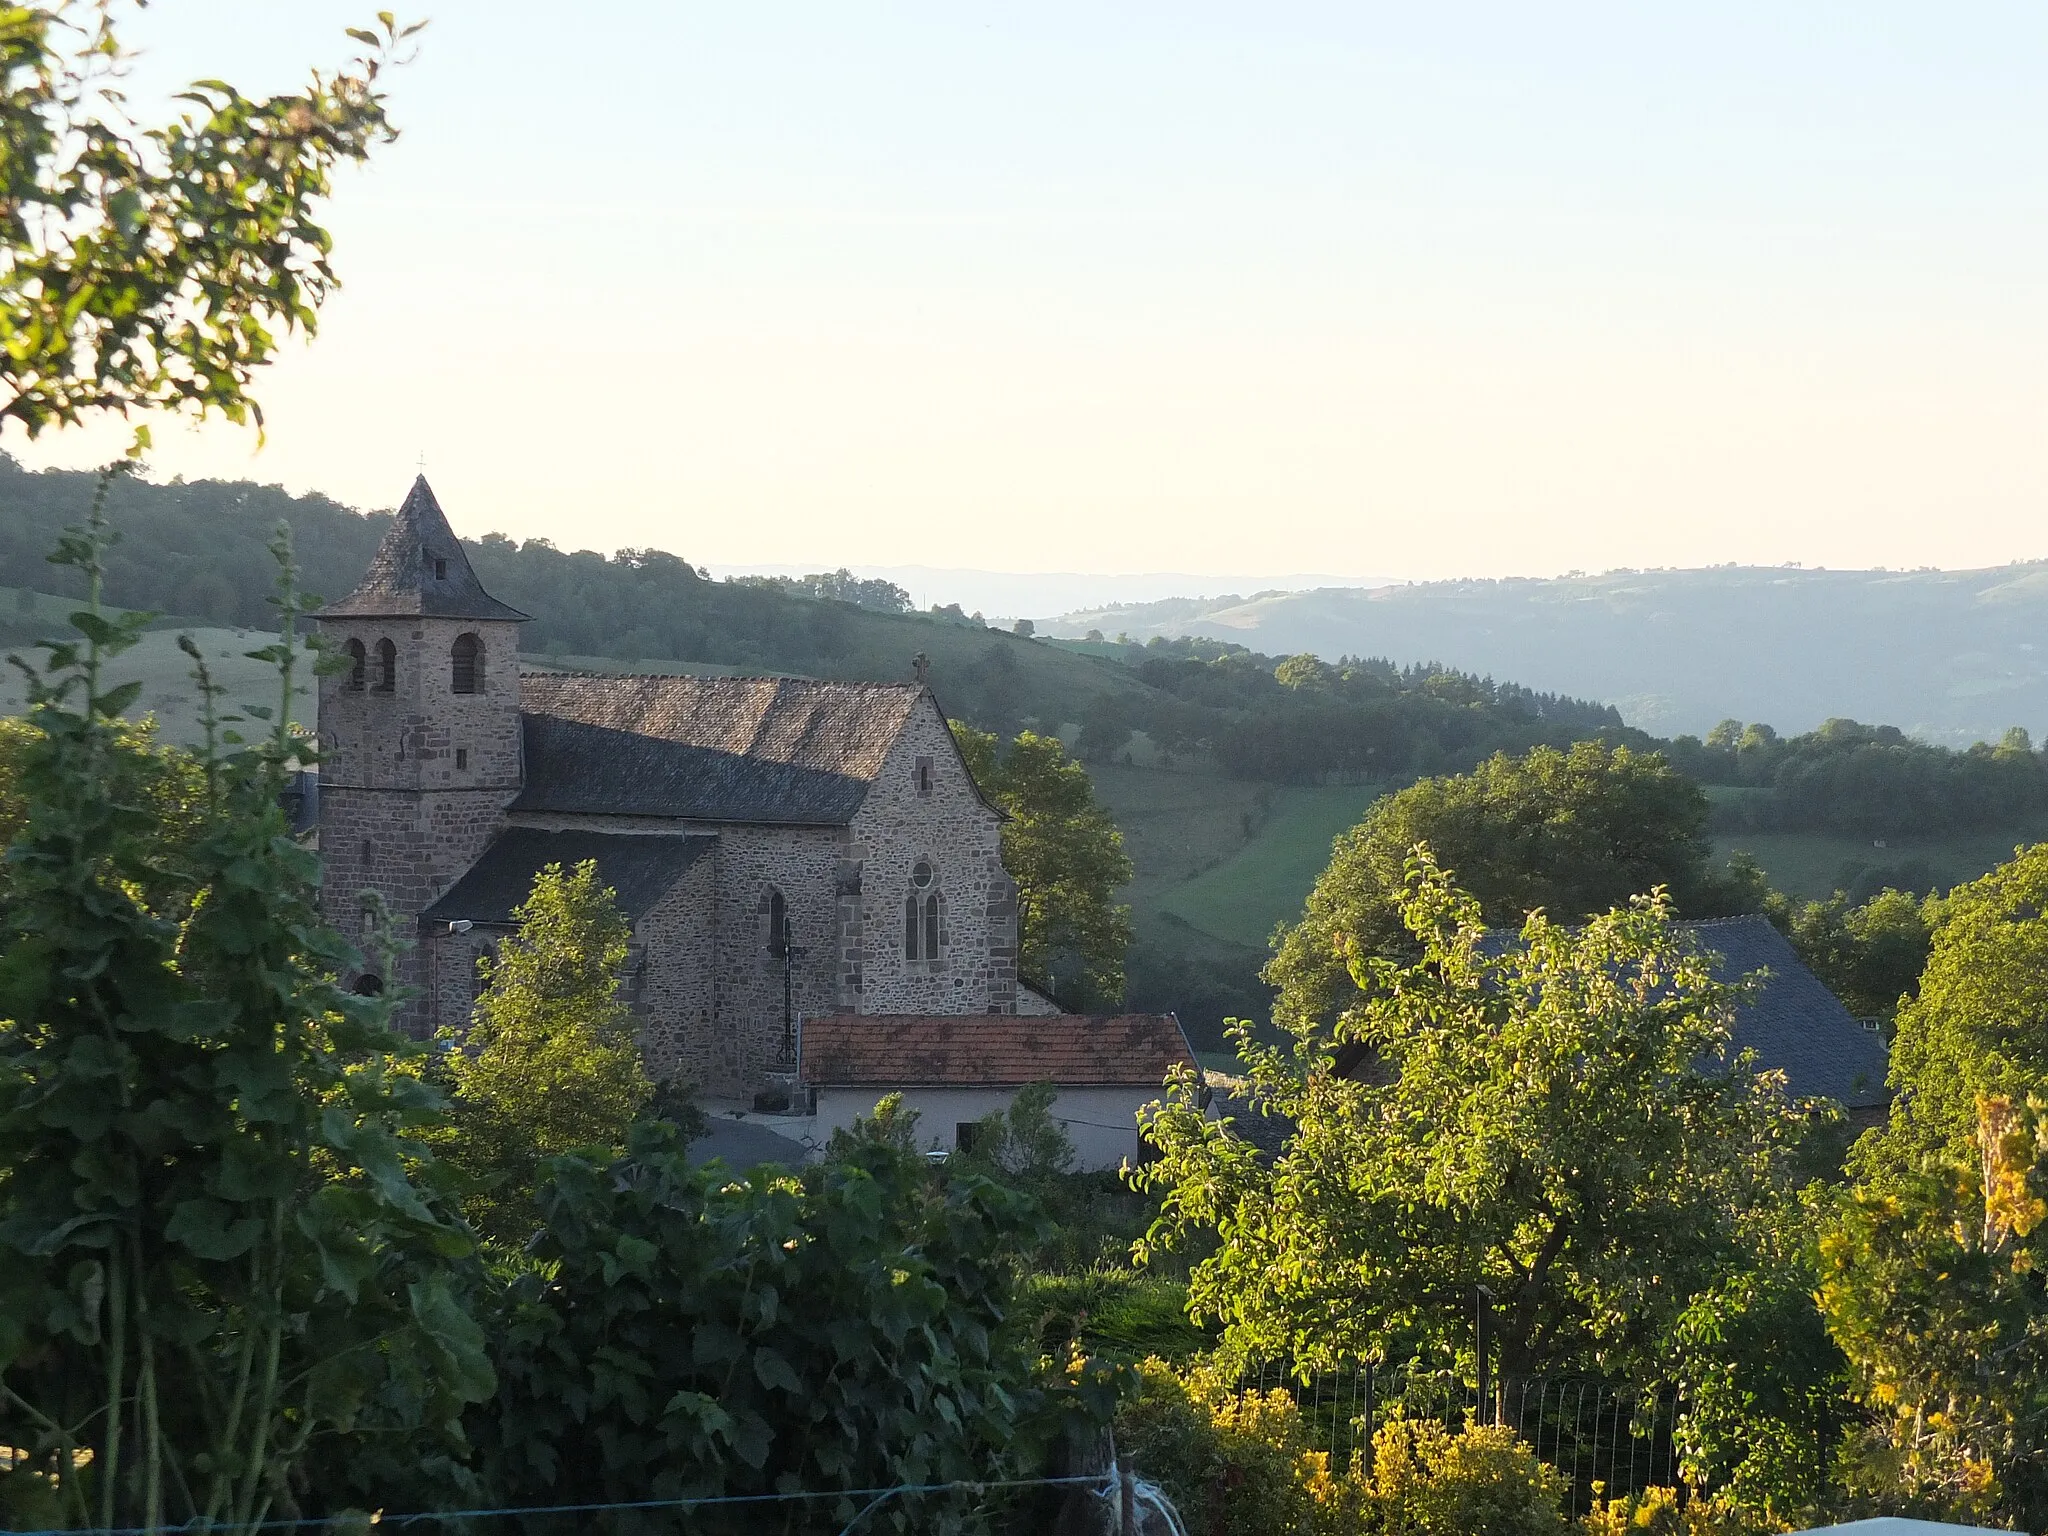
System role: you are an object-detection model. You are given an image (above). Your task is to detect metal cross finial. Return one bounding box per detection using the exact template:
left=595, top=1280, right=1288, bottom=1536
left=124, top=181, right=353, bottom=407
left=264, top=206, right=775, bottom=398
left=416, top=449, right=427, bottom=471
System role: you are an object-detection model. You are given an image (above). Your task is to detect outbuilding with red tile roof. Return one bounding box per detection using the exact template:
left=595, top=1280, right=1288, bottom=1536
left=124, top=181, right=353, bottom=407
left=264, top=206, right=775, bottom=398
left=800, top=1013, right=1199, bottom=1170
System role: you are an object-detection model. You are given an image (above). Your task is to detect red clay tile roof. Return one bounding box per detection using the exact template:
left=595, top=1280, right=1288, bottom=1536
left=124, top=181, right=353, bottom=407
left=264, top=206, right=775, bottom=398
left=800, top=1014, right=1196, bottom=1088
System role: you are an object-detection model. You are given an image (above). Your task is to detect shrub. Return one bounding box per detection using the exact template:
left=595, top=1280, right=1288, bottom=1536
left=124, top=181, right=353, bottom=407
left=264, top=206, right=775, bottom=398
left=1114, top=1358, right=1337, bottom=1536
left=1582, top=1485, right=1774, bottom=1536
left=1025, top=1270, right=1210, bottom=1363
left=1366, top=1417, right=1569, bottom=1536
left=1115, top=1360, right=1574, bottom=1536
left=466, top=1115, right=1103, bottom=1534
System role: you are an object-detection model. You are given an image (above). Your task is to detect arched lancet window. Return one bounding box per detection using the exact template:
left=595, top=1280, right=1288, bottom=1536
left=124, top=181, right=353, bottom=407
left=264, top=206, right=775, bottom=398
left=344, top=638, right=367, bottom=690
left=765, top=889, right=789, bottom=959
left=904, top=861, right=940, bottom=961
left=452, top=632, right=482, bottom=694
left=374, top=637, right=397, bottom=692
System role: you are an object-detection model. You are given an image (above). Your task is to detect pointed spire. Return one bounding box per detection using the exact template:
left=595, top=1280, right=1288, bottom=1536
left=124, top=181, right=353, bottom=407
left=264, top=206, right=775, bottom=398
left=317, top=476, right=529, bottom=622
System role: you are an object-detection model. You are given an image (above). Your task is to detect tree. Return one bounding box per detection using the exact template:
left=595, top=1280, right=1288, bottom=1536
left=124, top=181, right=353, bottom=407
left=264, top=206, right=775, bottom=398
left=439, top=859, right=652, bottom=1243
left=952, top=724, right=1133, bottom=1009
left=1818, top=844, right=2048, bottom=1526
left=0, top=5, right=419, bottom=438
left=1770, top=886, right=1935, bottom=1023
left=0, top=517, right=485, bottom=1533
left=1266, top=741, right=1753, bottom=1031
left=1135, top=852, right=1804, bottom=1398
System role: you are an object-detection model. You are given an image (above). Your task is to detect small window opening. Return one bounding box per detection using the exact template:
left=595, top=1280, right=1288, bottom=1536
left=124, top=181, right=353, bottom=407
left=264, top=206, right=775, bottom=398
left=360, top=838, right=372, bottom=866
left=767, top=890, right=789, bottom=958
left=452, top=632, right=481, bottom=694
left=434, top=557, right=448, bottom=581
left=351, top=973, right=384, bottom=997
left=455, top=747, right=469, bottom=770
left=914, top=756, right=933, bottom=796
left=374, top=637, right=397, bottom=692
left=905, top=866, right=941, bottom=962
left=955, top=1122, right=979, bottom=1153
left=344, top=638, right=367, bottom=690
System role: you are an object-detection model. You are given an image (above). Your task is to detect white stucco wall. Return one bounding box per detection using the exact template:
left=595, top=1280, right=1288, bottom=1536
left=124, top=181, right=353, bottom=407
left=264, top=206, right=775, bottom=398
left=811, top=1083, right=1166, bottom=1172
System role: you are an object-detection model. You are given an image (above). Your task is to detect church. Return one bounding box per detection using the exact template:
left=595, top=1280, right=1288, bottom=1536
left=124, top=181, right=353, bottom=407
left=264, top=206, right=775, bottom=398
left=314, top=477, right=1194, bottom=1141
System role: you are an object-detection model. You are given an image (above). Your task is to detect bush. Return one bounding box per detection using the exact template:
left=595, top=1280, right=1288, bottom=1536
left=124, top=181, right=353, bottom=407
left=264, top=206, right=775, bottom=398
left=1115, top=1359, right=1570, bottom=1536
left=1026, top=1270, right=1210, bottom=1363
left=465, top=1115, right=1106, bottom=1534
left=1365, top=1417, right=1568, bottom=1536
left=1582, top=1485, right=1773, bottom=1536
left=1114, top=1358, right=1339, bottom=1536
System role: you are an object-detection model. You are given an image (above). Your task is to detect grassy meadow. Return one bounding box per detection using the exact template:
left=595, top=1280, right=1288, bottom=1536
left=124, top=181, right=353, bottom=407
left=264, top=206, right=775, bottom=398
left=0, top=586, right=313, bottom=744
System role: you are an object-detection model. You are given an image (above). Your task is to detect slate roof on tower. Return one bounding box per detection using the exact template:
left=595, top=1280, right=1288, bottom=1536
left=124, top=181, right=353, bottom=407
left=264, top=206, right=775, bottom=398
left=316, top=476, right=530, bottom=623
left=512, top=673, right=930, bottom=824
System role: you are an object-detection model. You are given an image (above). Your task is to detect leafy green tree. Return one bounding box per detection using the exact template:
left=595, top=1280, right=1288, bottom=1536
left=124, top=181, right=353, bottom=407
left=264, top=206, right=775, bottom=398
left=0, top=518, right=485, bottom=1533
left=953, top=723, right=1133, bottom=1009
left=0, top=5, right=418, bottom=437
left=1770, top=886, right=1934, bottom=1023
left=1667, top=1209, right=1853, bottom=1527
left=1266, top=741, right=1753, bottom=1031
left=439, top=860, right=652, bottom=1244
left=1818, top=845, right=2048, bottom=1525
left=1136, top=852, right=1803, bottom=1397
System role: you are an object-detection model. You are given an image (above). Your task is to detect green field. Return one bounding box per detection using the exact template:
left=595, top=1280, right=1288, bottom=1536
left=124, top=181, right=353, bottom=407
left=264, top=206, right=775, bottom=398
left=1158, top=783, right=1383, bottom=948
left=1714, top=824, right=2048, bottom=900
left=0, top=586, right=313, bottom=745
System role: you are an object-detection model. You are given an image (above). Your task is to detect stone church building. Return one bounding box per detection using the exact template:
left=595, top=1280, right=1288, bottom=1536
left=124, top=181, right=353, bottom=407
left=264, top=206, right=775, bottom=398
left=313, top=477, right=1198, bottom=1117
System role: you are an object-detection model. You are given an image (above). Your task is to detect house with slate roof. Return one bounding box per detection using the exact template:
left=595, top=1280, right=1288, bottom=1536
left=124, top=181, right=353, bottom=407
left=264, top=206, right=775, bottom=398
left=314, top=477, right=1188, bottom=1114
left=1272, top=911, right=1892, bottom=1156
left=1681, top=914, right=1891, bottom=1119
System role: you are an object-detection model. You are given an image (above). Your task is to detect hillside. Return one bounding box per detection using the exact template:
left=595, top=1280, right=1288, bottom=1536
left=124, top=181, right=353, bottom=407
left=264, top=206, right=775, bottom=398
left=0, top=456, right=1155, bottom=739
left=16, top=460, right=2048, bottom=1050
left=1043, top=564, right=2048, bottom=746
left=0, top=586, right=314, bottom=742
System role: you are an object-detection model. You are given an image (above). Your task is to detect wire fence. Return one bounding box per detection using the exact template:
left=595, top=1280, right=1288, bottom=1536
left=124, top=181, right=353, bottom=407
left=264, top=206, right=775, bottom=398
left=1236, top=1362, right=1682, bottom=1512
left=6, top=1471, right=1141, bottom=1536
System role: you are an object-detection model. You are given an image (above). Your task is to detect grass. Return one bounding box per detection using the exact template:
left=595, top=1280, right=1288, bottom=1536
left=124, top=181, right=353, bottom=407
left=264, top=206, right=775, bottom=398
left=1714, top=823, right=2048, bottom=900
left=1159, top=783, right=1385, bottom=949
left=0, top=587, right=313, bottom=746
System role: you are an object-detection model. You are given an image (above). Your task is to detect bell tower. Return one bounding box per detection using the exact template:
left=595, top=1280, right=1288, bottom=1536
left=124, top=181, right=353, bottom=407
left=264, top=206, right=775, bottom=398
left=314, top=476, right=529, bottom=1010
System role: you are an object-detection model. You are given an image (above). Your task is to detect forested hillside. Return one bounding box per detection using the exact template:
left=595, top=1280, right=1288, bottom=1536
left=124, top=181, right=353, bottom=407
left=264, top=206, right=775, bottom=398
left=1043, top=563, right=2048, bottom=746
left=20, top=458, right=2048, bottom=1044
left=0, top=456, right=1633, bottom=779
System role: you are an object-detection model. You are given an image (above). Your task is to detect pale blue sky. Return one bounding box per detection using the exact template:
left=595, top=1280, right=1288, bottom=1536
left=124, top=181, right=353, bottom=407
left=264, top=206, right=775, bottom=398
left=13, top=3, right=2048, bottom=579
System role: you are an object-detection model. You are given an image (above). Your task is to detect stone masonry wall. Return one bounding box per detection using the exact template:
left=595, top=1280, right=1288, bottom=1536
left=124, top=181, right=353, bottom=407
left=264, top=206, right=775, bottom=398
left=849, top=697, right=1016, bottom=1015
left=420, top=849, right=717, bottom=1084
left=316, top=614, right=523, bottom=1031
left=628, top=853, right=717, bottom=1083
left=506, top=810, right=848, bottom=1098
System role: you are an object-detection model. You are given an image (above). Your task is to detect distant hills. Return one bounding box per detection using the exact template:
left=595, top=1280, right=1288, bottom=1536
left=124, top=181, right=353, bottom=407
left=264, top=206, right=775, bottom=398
left=1041, top=565, right=2048, bottom=747
left=705, top=564, right=1397, bottom=628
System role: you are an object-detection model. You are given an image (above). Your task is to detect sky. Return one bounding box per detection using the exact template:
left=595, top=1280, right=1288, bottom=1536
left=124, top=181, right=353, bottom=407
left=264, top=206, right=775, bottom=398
left=10, top=3, right=2048, bottom=582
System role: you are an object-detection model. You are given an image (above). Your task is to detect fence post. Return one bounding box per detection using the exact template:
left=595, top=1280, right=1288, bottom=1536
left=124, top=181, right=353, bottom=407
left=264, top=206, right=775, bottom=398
left=1475, top=1285, right=1494, bottom=1425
